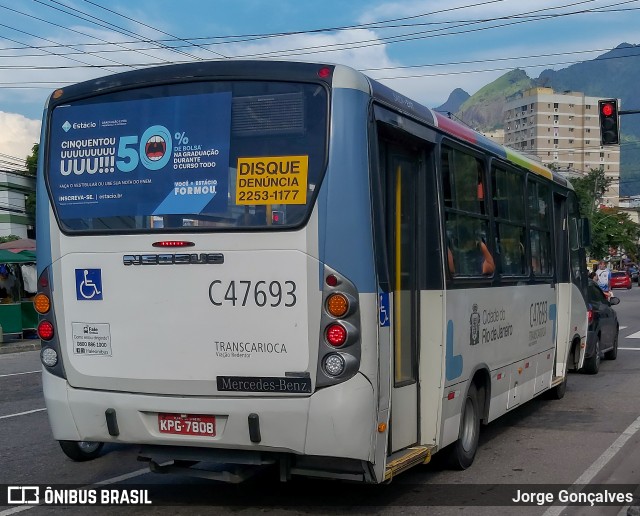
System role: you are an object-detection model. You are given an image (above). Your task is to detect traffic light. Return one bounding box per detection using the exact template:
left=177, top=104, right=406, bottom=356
left=598, top=99, right=620, bottom=145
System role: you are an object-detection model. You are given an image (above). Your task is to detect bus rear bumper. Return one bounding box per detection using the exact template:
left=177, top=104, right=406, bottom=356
left=42, top=370, right=376, bottom=461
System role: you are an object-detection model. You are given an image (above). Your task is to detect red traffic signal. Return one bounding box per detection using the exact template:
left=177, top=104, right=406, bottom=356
left=601, top=103, right=614, bottom=117
left=598, top=99, right=620, bottom=145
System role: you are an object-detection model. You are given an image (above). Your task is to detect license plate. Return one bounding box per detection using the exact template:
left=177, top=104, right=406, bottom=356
left=158, top=413, right=216, bottom=437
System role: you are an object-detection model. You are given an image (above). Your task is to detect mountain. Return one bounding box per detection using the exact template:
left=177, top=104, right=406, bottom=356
left=441, top=43, right=640, bottom=195
left=435, top=88, right=470, bottom=115
left=457, top=69, right=535, bottom=131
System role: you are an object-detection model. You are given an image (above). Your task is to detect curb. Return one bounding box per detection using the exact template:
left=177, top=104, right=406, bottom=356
left=0, top=340, right=40, bottom=355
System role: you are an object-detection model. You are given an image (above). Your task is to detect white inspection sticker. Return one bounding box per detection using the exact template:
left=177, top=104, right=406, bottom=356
left=71, top=322, right=112, bottom=356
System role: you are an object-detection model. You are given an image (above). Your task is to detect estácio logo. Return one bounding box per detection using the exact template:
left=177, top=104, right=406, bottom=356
left=71, top=121, right=97, bottom=130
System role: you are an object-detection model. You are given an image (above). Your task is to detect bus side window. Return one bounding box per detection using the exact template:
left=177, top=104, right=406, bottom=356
left=528, top=180, right=552, bottom=276
left=446, top=214, right=494, bottom=276
left=492, top=166, right=527, bottom=276
left=442, top=145, right=493, bottom=278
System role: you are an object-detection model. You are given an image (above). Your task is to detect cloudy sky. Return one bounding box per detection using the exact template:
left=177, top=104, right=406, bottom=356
left=0, top=0, right=638, bottom=166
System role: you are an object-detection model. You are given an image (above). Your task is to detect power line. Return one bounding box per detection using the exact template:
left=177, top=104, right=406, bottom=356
left=223, top=0, right=638, bottom=60
left=2, top=44, right=639, bottom=88
left=29, top=0, right=180, bottom=66
left=80, top=0, right=227, bottom=59
left=0, top=3, right=134, bottom=69
left=0, top=0, right=515, bottom=54
left=0, top=0, right=623, bottom=64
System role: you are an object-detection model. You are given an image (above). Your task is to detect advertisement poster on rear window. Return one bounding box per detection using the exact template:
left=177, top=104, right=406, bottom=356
left=48, top=92, right=231, bottom=219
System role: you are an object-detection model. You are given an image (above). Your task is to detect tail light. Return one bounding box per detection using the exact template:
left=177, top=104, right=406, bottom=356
left=587, top=306, right=593, bottom=324
left=325, top=323, right=347, bottom=346
left=316, top=267, right=361, bottom=387
left=36, top=267, right=66, bottom=379
left=38, top=320, right=55, bottom=341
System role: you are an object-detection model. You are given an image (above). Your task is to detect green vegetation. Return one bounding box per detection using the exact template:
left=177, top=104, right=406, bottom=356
left=571, top=168, right=640, bottom=261
left=25, top=144, right=37, bottom=224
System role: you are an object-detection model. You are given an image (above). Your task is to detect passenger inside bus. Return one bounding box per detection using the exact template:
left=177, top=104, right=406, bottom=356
left=447, top=224, right=495, bottom=276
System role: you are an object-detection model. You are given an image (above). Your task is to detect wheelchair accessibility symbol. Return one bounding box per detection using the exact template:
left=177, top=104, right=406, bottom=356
left=75, top=269, right=103, bottom=300
left=379, top=293, right=390, bottom=327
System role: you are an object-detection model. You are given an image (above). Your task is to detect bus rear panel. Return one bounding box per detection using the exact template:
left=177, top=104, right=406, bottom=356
left=38, top=63, right=383, bottom=482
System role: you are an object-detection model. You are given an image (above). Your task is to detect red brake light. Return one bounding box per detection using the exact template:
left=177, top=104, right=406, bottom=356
left=326, top=274, right=339, bottom=287
left=38, top=320, right=55, bottom=341
left=152, top=241, right=195, bottom=248
left=325, top=323, right=347, bottom=346
left=587, top=308, right=593, bottom=324
left=318, top=67, right=331, bottom=79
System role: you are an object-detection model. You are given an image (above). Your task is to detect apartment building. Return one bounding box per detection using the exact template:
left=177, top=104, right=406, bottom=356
left=0, top=170, right=35, bottom=238
left=503, top=87, right=621, bottom=205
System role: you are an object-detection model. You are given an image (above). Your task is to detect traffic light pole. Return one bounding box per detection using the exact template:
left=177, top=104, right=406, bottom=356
left=620, top=109, right=640, bottom=115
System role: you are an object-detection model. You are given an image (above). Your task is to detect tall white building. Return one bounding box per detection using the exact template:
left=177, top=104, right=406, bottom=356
left=503, top=87, right=621, bottom=205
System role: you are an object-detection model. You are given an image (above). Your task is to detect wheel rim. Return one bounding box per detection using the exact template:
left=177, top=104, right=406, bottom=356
left=460, top=397, right=476, bottom=452
left=78, top=441, right=101, bottom=453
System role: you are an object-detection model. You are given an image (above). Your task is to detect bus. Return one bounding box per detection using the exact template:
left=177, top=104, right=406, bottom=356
left=35, top=60, right=590, bottom=483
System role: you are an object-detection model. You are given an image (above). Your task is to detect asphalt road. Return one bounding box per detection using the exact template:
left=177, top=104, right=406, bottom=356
left=1, top=287, right=640, bottom=515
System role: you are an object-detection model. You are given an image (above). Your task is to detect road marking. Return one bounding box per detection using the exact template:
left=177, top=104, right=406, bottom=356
left=0, top=466, right=156, bottom=516
left=625, top=330, right=640, bottom=339
left=619, top=326, right=627, bottom=330
left=542, top=413, right=640, bottom=516
left=0, top=408, right=46, bottom=420
left=0, top=370, right=40, bottom=378
left=618, top=347, right=640, bottom=351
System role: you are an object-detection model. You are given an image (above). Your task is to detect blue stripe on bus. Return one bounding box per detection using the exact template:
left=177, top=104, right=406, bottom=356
left=317, top=88, right=376, bottom=293
left=36, top=112, right=52, bottom=278
left=446, top=320, right=463, bottom=381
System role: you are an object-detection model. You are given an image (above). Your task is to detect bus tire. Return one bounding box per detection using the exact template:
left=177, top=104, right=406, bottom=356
left=550, top=374, right=568, bottom=399
left=446, top=383, right=480, bottom=470
left=59, top=440, right=104, bottom=461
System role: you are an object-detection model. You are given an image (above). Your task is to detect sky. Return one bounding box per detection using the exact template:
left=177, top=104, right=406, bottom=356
left=0, top=0, right=639, bottom=168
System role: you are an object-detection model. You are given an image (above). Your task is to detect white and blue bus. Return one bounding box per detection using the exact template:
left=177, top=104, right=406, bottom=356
left=35, top=61, right=590, bottom=483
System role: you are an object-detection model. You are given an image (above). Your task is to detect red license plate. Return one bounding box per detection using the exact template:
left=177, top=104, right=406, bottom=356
left=158, top=413, right=216, bottom=437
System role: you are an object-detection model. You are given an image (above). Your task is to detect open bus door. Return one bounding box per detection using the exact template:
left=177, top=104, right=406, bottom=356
left=552, top=192, right=571, bottom=386
left=386, top=145, right=420, bottom=452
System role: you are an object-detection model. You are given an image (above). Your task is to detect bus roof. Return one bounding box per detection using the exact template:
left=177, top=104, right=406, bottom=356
left=45, top=59, right=568, bottom=189
left=367, top=77, right=569, bottom=188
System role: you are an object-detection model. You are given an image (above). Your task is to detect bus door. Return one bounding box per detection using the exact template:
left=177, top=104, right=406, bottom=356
left=385, top=144, right=420, bottom=452
left=553, top=192, right=569, bottom=376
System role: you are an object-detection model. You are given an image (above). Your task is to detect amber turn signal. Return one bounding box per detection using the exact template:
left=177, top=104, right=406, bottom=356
left=34, top=293, right=51, bottom=314
left=326, top=293, right=349, bottom=318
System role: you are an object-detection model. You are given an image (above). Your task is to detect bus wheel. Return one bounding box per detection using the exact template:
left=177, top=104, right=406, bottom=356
left=59, top=440, right=104, bottom=461
left=550, top=375, right=568, bottom=399
left=447, top=383, right=480, bottom=470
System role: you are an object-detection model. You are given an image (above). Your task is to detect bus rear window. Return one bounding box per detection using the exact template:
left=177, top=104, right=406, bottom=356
left=46, top=81, right=328, bottom=232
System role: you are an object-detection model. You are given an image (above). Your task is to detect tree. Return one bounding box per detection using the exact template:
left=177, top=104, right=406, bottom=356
left=26, top=143, right=38, bottom=176
left=589, top=208, right=640, bottom=263
left=570, top=167, right=612, bottom=218
left=24, top=144, right=38, bottom=224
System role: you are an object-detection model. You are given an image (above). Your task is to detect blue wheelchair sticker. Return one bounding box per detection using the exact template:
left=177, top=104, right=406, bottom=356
left=75, top=269, right=103, bottom=300
left=379, top=293, right=390, bottom=327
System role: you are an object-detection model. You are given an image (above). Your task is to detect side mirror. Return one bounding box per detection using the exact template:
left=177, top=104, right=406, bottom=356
left=609, top=296, right=620, bottom=305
